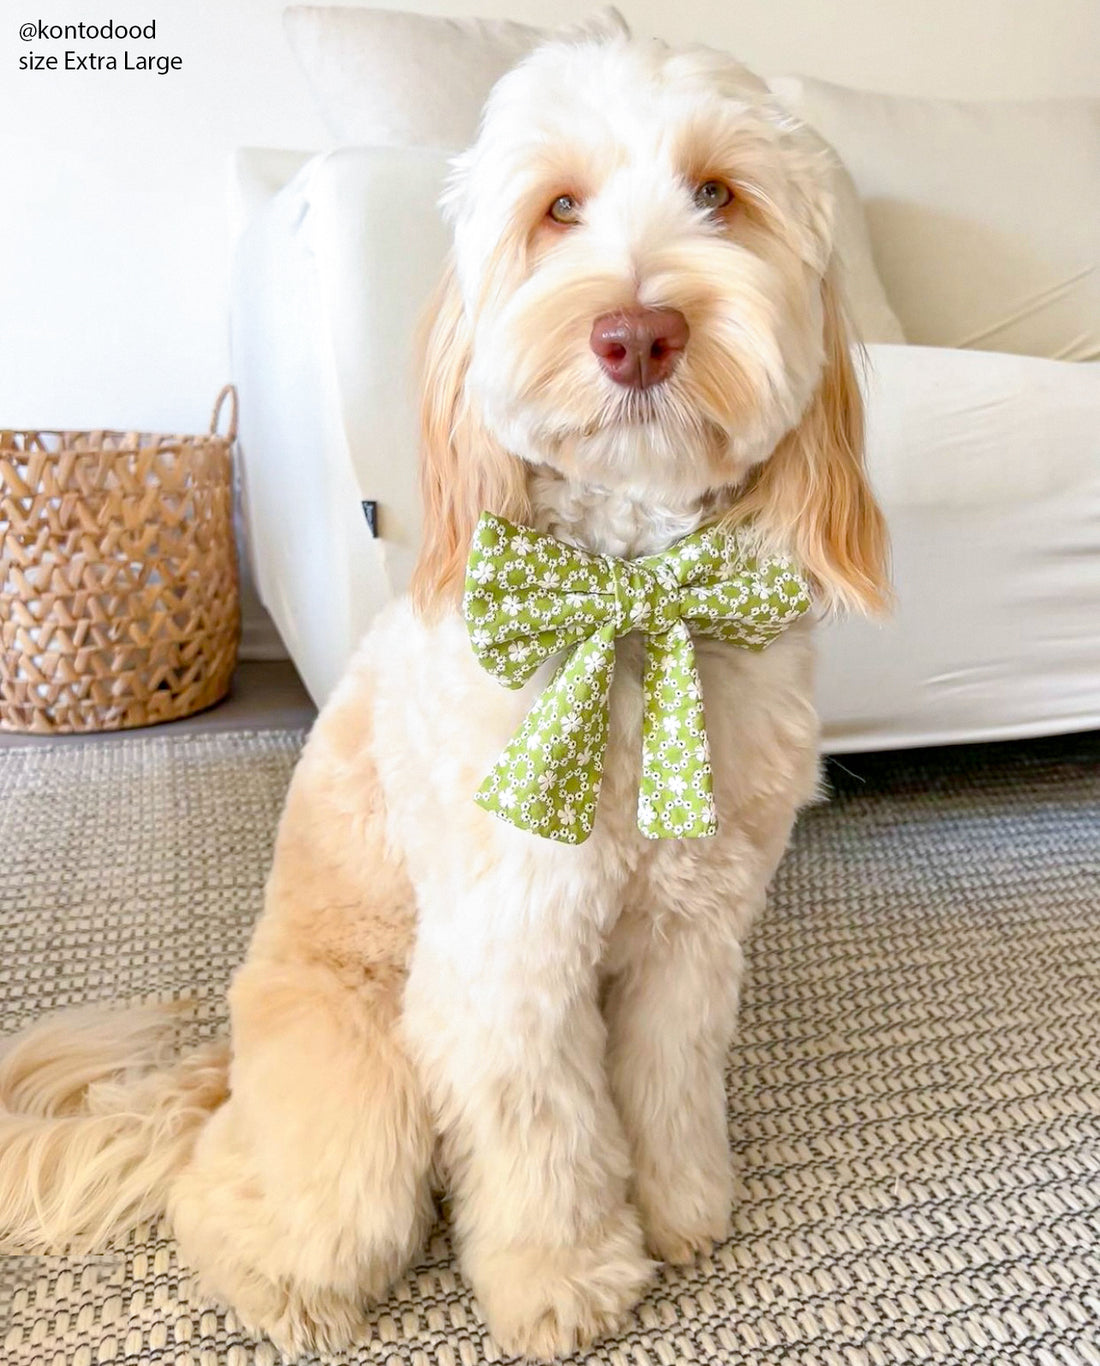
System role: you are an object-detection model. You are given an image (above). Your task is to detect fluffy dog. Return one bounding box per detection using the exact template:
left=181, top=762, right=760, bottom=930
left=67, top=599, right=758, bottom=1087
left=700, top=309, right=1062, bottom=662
left=0, top=24, right=888, bottom=1360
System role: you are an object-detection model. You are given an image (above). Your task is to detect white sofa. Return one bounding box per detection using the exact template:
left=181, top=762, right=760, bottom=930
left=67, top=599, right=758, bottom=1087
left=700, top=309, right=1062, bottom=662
left=230, top=144, right=1099, bottom=752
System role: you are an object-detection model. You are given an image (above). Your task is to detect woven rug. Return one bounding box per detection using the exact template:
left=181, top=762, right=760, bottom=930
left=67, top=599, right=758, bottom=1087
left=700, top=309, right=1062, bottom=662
left=1, top=728, right=1098, bottom=1366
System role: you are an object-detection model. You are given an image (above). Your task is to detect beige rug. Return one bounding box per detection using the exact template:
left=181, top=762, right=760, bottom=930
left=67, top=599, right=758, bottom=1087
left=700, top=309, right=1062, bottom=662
left=1, top=728, right=1098, bottom=1365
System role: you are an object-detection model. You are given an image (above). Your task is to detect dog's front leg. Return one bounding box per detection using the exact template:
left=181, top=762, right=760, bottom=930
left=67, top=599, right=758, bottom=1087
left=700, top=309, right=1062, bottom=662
left=603, top=815, right=795, bottom=1266
left=403, top=862, right=652, bottom=1358
left=602, top=884, right=749, bottom=1266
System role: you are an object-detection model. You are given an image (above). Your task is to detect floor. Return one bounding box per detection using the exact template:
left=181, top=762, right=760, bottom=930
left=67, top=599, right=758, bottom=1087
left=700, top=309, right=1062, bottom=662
left=0, top=659, right=318, bottom=749
left=2, top=721, right=1096, bottom=1365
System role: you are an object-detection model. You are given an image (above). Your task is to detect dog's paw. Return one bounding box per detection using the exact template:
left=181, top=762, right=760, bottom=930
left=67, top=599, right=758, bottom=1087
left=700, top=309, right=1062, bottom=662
left=640, top=1210, right=730, bottom=1266
left=191, top=1271, right=370, bottom=1358
left=634, top=1169, right=732, bottom=1266
left=472, top=1209, right=653, bottom=1358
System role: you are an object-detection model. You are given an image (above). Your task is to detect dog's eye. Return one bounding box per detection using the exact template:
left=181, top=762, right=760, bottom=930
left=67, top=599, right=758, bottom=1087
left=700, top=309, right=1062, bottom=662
left=694, top=179, right=734, bottom=212
left=548, top=194, right=582, bottom=225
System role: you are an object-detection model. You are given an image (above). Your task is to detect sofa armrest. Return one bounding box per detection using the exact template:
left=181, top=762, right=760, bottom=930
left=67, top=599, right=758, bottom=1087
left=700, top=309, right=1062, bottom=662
left=818, top=344, right=1100, bottom=749
left=231, top=146, right=450, bottom=705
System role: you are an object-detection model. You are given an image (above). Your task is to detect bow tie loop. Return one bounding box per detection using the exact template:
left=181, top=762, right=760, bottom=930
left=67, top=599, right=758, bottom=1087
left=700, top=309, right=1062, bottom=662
left=604, top=558, right=682, bottom=637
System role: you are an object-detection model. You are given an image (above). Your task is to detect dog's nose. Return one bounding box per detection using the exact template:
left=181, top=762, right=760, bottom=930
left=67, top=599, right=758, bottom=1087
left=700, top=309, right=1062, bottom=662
left=589, top=307, right=689, bottom=389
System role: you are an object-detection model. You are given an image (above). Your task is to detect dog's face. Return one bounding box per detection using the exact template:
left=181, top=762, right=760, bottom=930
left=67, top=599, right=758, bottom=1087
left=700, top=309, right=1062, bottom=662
left=449, top=39, right=833, bottom=500
left=414, top=34, right=889, bottom=618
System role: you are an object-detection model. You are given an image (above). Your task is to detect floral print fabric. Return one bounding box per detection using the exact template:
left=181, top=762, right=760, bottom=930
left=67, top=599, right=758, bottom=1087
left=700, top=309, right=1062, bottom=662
left=463, top=513, right=812, bottom=844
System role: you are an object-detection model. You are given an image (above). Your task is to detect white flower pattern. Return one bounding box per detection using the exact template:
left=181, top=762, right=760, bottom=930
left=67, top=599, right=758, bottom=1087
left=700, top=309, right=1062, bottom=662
left=463, top=513, right=812, bottom=844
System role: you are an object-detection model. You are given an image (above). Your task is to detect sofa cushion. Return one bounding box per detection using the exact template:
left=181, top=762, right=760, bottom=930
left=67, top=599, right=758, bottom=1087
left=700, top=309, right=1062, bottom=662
left=282, top=5, right=905, bottom=344
left=283, top=6, right=625, bottom=149
left=769, top=76, right=1100, bottom=361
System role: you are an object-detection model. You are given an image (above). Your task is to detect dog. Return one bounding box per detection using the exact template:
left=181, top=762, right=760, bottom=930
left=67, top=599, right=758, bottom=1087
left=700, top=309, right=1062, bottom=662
left=0, top=22, right=888, bottom=1361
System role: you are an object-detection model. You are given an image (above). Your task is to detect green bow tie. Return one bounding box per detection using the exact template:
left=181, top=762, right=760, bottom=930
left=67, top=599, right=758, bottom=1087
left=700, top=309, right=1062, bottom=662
left=463, top=513, right=812, bottom=845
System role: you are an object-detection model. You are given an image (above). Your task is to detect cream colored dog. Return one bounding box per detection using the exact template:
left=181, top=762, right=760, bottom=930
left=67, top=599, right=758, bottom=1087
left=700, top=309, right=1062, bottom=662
left=0, top=26, right=888, bottom=1361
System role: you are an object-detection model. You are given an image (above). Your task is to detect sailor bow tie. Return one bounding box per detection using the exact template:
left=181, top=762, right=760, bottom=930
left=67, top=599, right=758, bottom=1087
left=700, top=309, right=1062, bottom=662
left=463, top=512, right=811, bottom=844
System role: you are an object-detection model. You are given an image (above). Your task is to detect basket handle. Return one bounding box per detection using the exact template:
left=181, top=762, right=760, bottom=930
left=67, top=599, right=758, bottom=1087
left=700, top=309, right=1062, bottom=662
left=210, top=385, right=239, bottom=442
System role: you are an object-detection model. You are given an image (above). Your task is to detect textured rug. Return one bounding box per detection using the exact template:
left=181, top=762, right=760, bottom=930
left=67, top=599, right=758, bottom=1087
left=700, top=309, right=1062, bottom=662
left=1, top=728, right=1098, bottom=1366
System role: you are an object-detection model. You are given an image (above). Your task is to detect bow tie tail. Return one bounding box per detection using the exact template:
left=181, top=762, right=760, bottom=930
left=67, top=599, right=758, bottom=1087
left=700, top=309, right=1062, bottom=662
left=638, top=623, right=718, bottom=840
left=474, top=626, right=618, bottom=844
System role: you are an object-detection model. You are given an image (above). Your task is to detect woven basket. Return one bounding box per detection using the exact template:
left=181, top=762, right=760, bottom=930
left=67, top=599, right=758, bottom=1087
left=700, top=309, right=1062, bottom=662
left=0, top=387, right=241, bottom=734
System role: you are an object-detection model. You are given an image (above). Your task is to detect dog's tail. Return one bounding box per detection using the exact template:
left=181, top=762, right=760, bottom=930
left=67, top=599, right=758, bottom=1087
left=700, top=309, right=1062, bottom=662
left=0, top=1002, right=229, bottom=1253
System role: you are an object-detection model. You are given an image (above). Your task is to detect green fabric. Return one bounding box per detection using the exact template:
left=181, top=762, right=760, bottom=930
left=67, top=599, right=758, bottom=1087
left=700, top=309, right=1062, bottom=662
left=463, top=513, right=812, bottom=844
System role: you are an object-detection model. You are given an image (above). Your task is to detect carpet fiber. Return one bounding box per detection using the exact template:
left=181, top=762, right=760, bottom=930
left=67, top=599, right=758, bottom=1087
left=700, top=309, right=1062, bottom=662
left=1, top=728, right=1098, bottom=1366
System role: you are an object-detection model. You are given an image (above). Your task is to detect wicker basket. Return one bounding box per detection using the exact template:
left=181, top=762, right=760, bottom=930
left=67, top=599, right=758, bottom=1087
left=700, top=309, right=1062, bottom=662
left=0, top=387, right=241, bottom=734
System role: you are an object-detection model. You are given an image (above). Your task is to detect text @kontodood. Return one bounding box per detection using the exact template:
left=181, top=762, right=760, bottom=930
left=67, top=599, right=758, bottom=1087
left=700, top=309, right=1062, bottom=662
left=20, top=19, right=156, bottom=39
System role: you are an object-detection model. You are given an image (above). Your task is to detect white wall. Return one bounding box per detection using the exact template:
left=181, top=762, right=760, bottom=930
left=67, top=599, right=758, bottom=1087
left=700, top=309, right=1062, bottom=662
left=1, top=0, right=327, bottom=434
left=3, top=0, right=1097, bottom=650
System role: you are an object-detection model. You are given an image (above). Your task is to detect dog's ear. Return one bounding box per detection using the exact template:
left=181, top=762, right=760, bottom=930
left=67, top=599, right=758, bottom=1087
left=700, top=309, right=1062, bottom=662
left=410, top=258, right=529, bottom=620
left=732, top=272, right=891, bottom=615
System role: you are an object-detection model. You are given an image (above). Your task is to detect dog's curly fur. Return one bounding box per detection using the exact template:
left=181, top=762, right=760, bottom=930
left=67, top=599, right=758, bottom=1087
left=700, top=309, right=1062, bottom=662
left=0, top=23, right=888, bottom=1360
